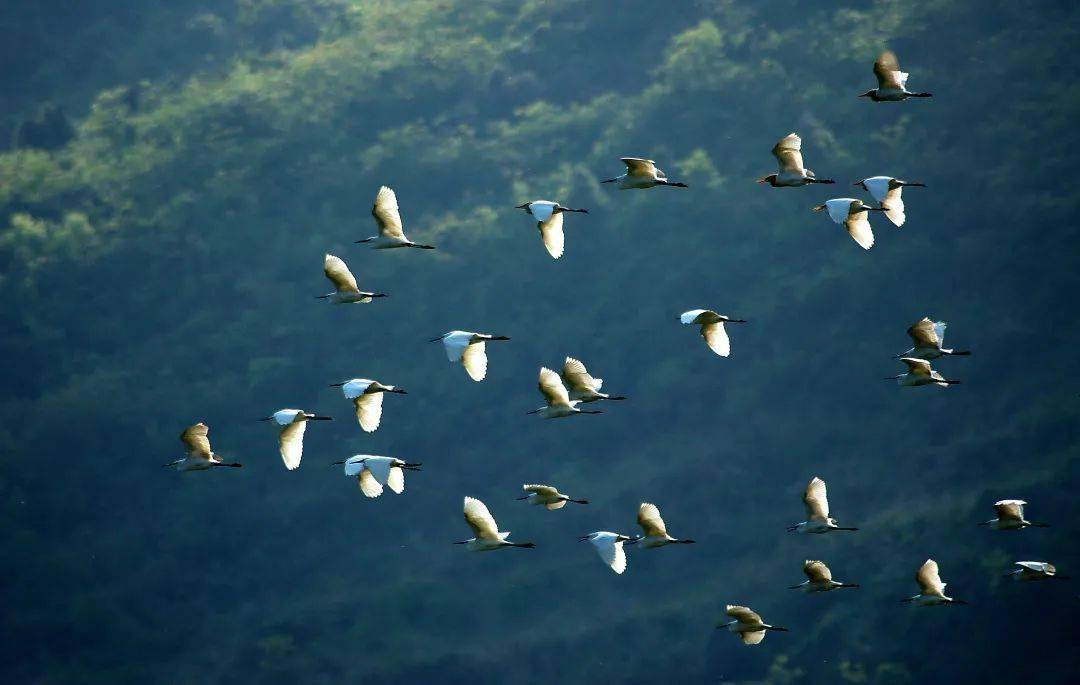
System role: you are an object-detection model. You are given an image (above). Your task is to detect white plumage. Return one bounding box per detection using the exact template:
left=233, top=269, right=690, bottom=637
left=356, top=186, right=436, bottom=249
left=431, top=330, right=510, bottom=381
left=336, top=455, right=420, bottom=498
left=455, top=497, right=534, bottom=551
left=679, top=309, right=746, bottom=357
left=579, top=531, right=633, bottom=574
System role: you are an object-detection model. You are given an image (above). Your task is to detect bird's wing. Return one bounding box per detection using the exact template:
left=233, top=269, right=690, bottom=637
left=442, top=334, right=470, bottom=362
left=561, top=357, right=599, bottom=392
left=994, top=500, right=1025, bottom=521
left=464, top=497, right=500, bottom=540
left=726, top=605, right=763, bottom=624
left=593, top=537, right=627, bottom=574
left=771, top=133, right=804, bottom=173
left=528, top=201, right=555, bottom=222
left=180, top=422, right=212, bottom=458
left=804, top=560, right=832, bottom=582
left=916, top=559, right=945, bottom=595
left=741, top=630, right=767, bottom=645
left=637, top=502, right=668, bottom=537
left=372, top=185, right=406, bottom=239
left=883, top=186, right=906, bottom=227
left=523, top=484, right=559, bottom=497
left=804, top=477, right=830, bottom=521
left=1016, top=561, right=1050, bottom=573
left=874, top=51, right=906, bottom=90
left=386, top=466, right=405, bottom=494
left=701, top=321, right=730, bottom=357
left=358, top=468, right=383, bottom=497
left=353, top=392, right=384, bottom=432
left=364, top=457, right=393, bottom=484
left=621, top=157, right=658, bottom=176
left=342, top=456, right=366, bottom=476
left=546, top=499, right=567, bottom=510
left=824, top=199, right=852, bottom=225
left=279, top=421, right=306, bottom=470
left=323, top=254, right=360, bottom=293
left=538, top=367, right=571, bottom=407
left=845, top=209, right=875, bottom=250
left=680, top=309, right=710, bottom=324
left=538, top=211, right=565, bottom=259
left=907, top=318, right=941, bottom=347
left=461, top=341, right=488, bottom=381
left=862, top=177, right=892, bottom=203
left=900, top=357, right=933, bottom=376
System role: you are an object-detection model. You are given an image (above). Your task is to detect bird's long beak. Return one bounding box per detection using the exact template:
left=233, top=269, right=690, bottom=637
left=402, top=463, right=422, bottom=471
left=332, top=460, right=345, bottom=465
left=452, top=541, right=467, bottom=545
left=355, top=237, right=373, bottom=243
left=428, top=336, right=444, bottom=342
left=491, top=335, right=510, bottom=341
left=391, top=387, right=407, bottom=394
left=258, top=417, right=272, bottom=421
left=329, top=382, right=345, bottom=387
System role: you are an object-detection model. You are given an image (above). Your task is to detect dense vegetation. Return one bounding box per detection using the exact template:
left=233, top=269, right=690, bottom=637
left=2, top=1, right=1078, bottom=683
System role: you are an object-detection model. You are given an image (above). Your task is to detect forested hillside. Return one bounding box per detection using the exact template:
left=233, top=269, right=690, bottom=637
left=2, top=1, right=1078, bottom=683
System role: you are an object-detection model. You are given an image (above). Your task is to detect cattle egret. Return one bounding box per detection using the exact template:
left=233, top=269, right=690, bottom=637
left=679, top=309, right=746, bottom=357
left=853, top=176, right=925, bottom=227
left=579, top=531, right=633, bottom=574
left=788, top=477, right=859, bottom=534
left=896, top=318, right=970, bottom=360
left=164, top=423, right=242, bottom=471
left=757, top=133, right=835, bottom=187
left=329, top=378, right=406, bottom=432
left=455, top=497, right=535, bottom=551
left=355, top=186, right=435, bottom=249
left=430, top=330, right=510, bottom=382
left=979, top=500, right=1050, bottom=530
left=812, top=198, right=884, bottom=250
left=903, top=559, right=966, bottom=605
left=560, top=357, right=626, bottom=403
left=259, top=409, right=332, bottom=470
left=886, top=357, right=961, bottom=387
left=717, top=605, right=788, bottom=645
left=630, top=502, right=695, bottom=548
left=518, top=484, right=588, bottom=509
left=317, top=254, right=385, bottom=304
left=1005, top=561, right=1069, bottom=582
left=514, top=201, right=588, bottom=260
left=601, top=157, right=688, bottom=190
left=789, top=560, right=859, bottom=592
left=333, top=455, right=421, bottom=498
left=528, top=367, right=603, bottom=418
left=860, top=51, right=932, bottom=102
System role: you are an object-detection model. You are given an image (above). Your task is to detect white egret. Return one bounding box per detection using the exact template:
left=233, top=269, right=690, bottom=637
left=430, top=330, right=510, bottom=382
left=859, top=51, right=932, bottom=102
left=164, top=423, right=242, bottom=471
left=679, top=309, right=746, bottom=357
left=896, top=318, right=970, bottom=360
left=317, top=254, right=385, bottom=304
left=329, top=378, right=406, bottom=432
left=853, top=176, right=925, bottom=227
left=454, top=497, right=535, bottom=551
left=578, top=531, right=633, bottom=574
left=528, top=367, right=603, bottom=419
left=789, top=560, right=859, bottom=592
left=517, top=484, right=588, bottom=509
left=1005, top=561, right=1069, bottom=582
left=903, top=559, right=966, bottom=605
left=355, top=185, right=435, bottom=249
left=560, top=357, right=626, bottom=403
left=333, top=455, right=421, bottom=498
left=514, top=200, right=588, bottom=260
left=788, top=477, right=858, bottom=534
left=979, top=500, right=1050, bottom=530
left=812, top=198, right=884, bottom=250
left=259, top=409, right=332, bottom=470
left=717, top=605, right=788, bottom=645
left=601, top=157, right=687, bottom=190
left=757, top=133, right=835, bottom=187
left=630, top=502, right=695, bottom=548
left=886, top=357, right=961, bottom=387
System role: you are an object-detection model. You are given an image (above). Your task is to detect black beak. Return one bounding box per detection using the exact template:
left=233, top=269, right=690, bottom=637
left=428, top=337, right=444, bottom=342
left=329, top=383, right=344, bottom=387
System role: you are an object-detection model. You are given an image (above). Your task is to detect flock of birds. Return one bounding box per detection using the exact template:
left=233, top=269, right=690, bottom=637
left=162, top=51, right=1068, bottom=646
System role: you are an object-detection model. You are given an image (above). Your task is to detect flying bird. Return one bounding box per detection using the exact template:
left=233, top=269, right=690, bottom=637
left=579, top=531, right=633, bottom=574
left=430, top=330, right=510, bottom=382
left=886, top=357, right=961, bottom=387
left=853, top=176, right=925, bottom=227
left=718, top=605, right=788, bottom=645
left=333, top=455, right=421, bottom=498
left=517, top=484, right=588, bottom=509
left=788, top=477, right=858, bottom=534
left=679, top=309, right=746, bottom=357
left=329, top=378, right=406, bottom=432
left=259, top=409, right=332, bottom=470
left=860, top=51, right=932, bottom=102
left=560, top=357, right=626, bottom=402
left=514, top=200, right=587, bottom=260
left=812, top=198, right=885, bottom=250
left=601, top=157, right=688, bottom=190
left=1005, top=561, right=1069, bottom=582
left=789, top=560, right=859, bottom=592
left=317, top=254, right=385, bottom=304
left=528, top=367, right=603, bottom=418
left=164, top=423, right=242, bottom=471
left=896, top=318, right=970, bottom=360
left=979, top=499, right=1050, bottom=530
left=903, top=559, right=966, bottom=605
left=355, top=185, right=435, bottom=249
left=631, top=502, right=695, bottom=548
left=757, top=133, right=835, bottom=187
left=455, top=497, right=535, bottom=551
